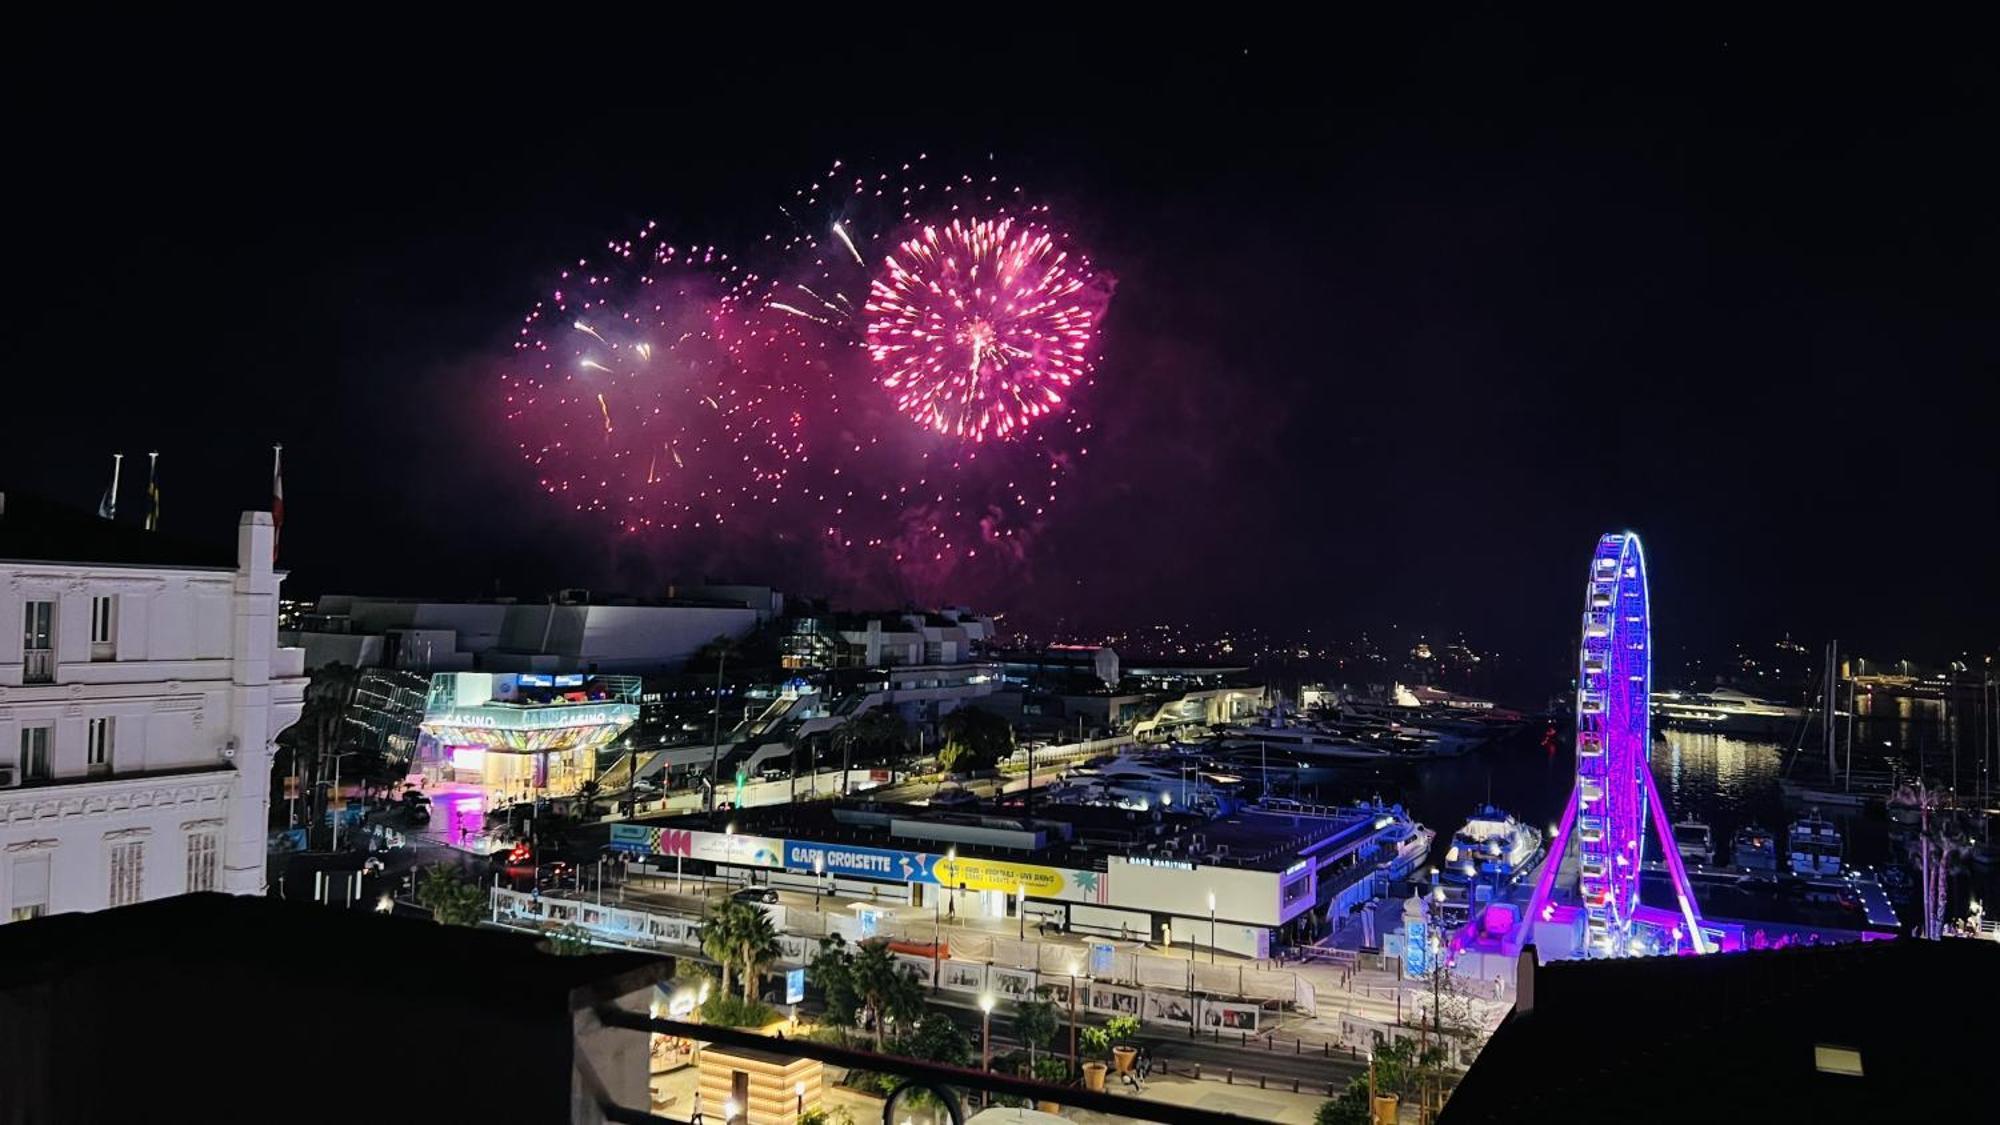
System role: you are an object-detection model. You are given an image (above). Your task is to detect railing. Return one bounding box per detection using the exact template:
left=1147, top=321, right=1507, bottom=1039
left=22, top=649, right=54, bottom=684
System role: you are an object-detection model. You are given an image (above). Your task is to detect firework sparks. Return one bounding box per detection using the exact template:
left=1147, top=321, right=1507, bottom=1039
left=502, top=157, right=1114, bottom=587
left=864, top=217, right=1098, bottom=442
left=499, top=228, right=805, bottom=533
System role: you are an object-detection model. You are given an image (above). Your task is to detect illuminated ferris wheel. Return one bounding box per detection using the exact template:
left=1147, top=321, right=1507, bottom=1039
left=1526, top=531, right=1711, bottom=958
left=1575, top=533, right=1654, bottom=954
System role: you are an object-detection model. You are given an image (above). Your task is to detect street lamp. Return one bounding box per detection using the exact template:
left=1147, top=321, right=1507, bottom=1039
left=814, top=854, right=826, bottom=909
left=1209, top=890, right=1218, bottom=964
left=945, top=846, right=958, bottom=922
left=979, top=993, right=995, bottom=1100
left=794, top=1080, right=807, bottom=1120
left=1018, top=882, right=1027, bottom=940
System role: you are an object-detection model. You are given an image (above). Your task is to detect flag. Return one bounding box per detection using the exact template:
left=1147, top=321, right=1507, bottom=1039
left=97, top=453, right=123, bottom=520
left=271, top=444, right=284, bottom=562
left=144, top=452, right=160, bottom=531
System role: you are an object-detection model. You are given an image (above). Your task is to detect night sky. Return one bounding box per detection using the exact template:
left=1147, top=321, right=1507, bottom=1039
left=7, top=17, right=1995, bottom=678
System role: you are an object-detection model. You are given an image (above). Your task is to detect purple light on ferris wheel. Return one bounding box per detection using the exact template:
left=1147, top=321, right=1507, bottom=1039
left=1524, top=531, right=1709, bottom=958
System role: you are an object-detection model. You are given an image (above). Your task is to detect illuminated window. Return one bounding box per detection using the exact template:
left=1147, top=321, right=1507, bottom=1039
left=1814, top=1044, right=1863, bottom=1077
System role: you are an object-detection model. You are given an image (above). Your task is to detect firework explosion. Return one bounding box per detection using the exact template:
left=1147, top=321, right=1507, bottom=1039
left=865, top=217, right=1096, bottom=442
left=499, top=225, right=803, bottom=533
left=501, top=158, right=1114, bottom=592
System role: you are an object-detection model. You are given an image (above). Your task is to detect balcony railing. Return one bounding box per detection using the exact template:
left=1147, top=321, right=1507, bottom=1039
left=22, top=649, right=54, bottom=684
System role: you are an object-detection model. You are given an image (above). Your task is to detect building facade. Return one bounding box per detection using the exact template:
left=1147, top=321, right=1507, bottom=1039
left=286, top=592, right=769, bottom=674
left=0, top=498, right=305, bottom=922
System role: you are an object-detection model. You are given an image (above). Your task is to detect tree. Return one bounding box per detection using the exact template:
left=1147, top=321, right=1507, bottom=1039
left=274, top=662, right=360, bottom=843
left=416, top=864, right=486, bottom=926
left=938, top=706, right=1012, bottom=775
left=1315, top=1078, right=1372, bottom=1125
left=701, top=900, right=745, bottom=1000
left=548, top=923, right=595, bottom=956
left=732, top=903, right=782, bottom=1003
left=575, top=779, right=603, bottom=819
left=1366, top=1035, right=1447, bottom=1104
left=834, top=708, right=909, bottom=795
left=810, top=935, right=865, bottom=1029
left=1013, top=987, right=1061, bottom=1069
left=903, top=1012, right=971, bottom=1067
left=850, top=939, right=925, bottom=1050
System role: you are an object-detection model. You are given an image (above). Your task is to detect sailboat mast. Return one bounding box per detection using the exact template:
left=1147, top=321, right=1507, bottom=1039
left=1824, top=640, right=1840, bottom=782
left=1844, top=674, right=1855, bottom=794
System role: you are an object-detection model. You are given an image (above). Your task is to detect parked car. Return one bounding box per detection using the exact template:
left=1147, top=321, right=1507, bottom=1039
left=731, top=885, right=780, bottom=905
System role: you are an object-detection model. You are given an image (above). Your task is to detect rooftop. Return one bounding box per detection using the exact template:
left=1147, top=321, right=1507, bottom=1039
left=0, top=894, right=670, bottom=1121
left=0, top=489, right=235, bottom=569
left=1442, top=939, right=2000, bottom=1122
left=650, top=795, right=1383, bottom=874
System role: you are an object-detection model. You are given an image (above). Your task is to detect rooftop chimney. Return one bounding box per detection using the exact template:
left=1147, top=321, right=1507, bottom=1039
left=1516, top=943, right=1538, bottom=1015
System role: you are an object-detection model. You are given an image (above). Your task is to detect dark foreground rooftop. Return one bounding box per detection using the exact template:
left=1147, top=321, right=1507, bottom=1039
left=1442, top=938, right=2000, bottom=1123
left=0, top=894, right=670, bottom=1123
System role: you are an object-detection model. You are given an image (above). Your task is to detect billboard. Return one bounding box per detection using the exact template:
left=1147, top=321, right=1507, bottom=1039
left=610, top=825, right=785, bottom=868
left=784, top=841, right=939, bottom=883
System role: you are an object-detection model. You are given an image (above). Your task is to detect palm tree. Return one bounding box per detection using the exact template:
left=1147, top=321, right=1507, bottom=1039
left=700, top=901, right=741, bottom=1000
left=733, top=903, right=782, bottom=1003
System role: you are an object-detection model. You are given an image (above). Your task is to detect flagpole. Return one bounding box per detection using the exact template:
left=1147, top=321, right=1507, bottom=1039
left=271, top=444, right=284, bottom=564
left=145, top=452, right=159, bottom=531
left=100, top=452, right=124, bottom=520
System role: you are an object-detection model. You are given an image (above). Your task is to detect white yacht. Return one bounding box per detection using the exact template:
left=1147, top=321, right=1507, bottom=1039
left=1441, top=805, right=1545, bottom=886
left=1671, top=816, right=1714, bottom=866
left=1058, top=754, right=1244, bottom=814
left=1362, top=802, right=1434, bottom=879
left=1652, top=687, right=1804, bottom=736
left=1216, top=723, right=1395, bottom=762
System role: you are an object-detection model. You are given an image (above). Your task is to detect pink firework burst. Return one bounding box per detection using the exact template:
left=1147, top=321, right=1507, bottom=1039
left=864, top=217, right=1099, bottom=442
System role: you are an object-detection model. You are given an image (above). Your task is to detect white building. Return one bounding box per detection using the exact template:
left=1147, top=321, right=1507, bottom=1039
left=286, top=591, right=771, bottom=673
left=835, top=609, right=997, bottom=667
left=0, top=494, right=305, bottom=922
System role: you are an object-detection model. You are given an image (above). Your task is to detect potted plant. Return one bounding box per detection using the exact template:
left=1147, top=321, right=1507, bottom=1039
left=1078, top=1026, right=1112, bottom=1093
left=1104, top=1015, right=1141, bottom=1075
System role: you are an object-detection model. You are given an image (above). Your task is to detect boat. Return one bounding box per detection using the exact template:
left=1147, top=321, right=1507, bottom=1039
left=1352, top=800, right=1434, bottom=879
left=1730, top=824, right=1779, bottom=875
left=1651, top=686, right=1805, bottom=736
left=1787, top=812, right=1843, bottom=877
left=1057, top=754, right=1245, bottom=814
left=1440, top=804, right=1544, bottom=886
left=1777, top=641, right=1881, bottom=807
left=1214, top=723, right=1395, bottom=762
left=1672, top=816, right=1715, bottom=866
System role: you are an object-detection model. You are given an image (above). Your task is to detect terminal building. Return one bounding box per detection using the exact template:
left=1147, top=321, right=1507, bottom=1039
left=610, top=796, right=1418, bottom=958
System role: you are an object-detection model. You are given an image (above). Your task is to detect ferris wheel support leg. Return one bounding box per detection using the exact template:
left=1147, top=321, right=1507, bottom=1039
left=1519, top=786, right=1581, bottom=954
left=1642, top=763, right=1710, bottom=954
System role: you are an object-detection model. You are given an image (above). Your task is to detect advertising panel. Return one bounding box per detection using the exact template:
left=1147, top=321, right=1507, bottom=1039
left=609, top=825, right=785, bottom=867
left=784, top=841, right=939, bottom=883
left=1141, top=991, right=1195, bottom=1028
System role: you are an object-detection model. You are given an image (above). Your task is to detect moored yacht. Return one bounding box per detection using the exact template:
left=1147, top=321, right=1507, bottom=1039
left=1787, top=812, right=1843, bottom=877
left=1672, top=816, right=1715, bottom=866
left=1440, top=804, right=1544, bottom=886
left=1652, top=686, right=1805, bottom=736
left=1730, top=824, right=1779, bottom=875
